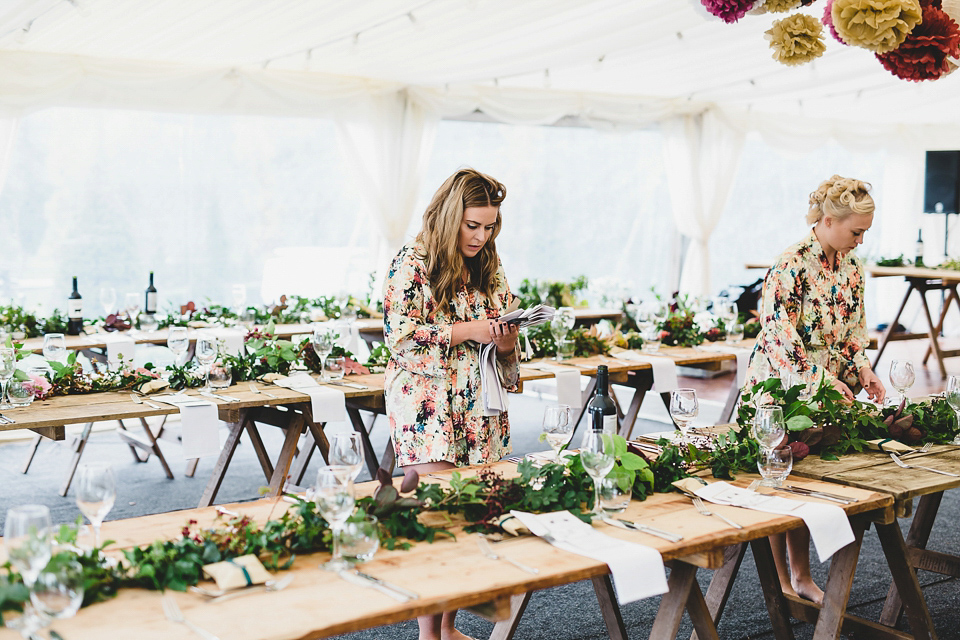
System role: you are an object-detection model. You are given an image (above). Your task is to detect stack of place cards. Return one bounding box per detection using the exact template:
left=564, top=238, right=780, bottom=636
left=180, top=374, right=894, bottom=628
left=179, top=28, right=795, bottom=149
left=151, top=394, right=220, bottom=458
left=499, top=304, right=555, bottom=329
left=272, top=373, right=345, bottom=422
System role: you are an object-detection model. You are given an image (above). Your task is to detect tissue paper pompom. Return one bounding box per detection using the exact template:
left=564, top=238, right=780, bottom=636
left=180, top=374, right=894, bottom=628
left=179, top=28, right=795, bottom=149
left=832, top=0, right=923, bottom=53
left=876, top=4, right=960, bottom=80
left=766, top=13, right=828, bottom=65
left=764, top=0, right=802, bottom=11
left=822, top=0, right=847, bottom=43
left=701, top=0, right=757, bottom=23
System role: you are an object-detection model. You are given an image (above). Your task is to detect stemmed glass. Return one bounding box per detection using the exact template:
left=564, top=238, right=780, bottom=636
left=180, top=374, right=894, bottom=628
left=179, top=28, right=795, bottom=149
left=99, top=287, right=116, bottom=317
left=669, top=388, right=699, bottom=444
left=75, top=463, right=116, bottom=550
left=312, top=324, right=336, bottom=380
left=0, top=347, right=15, bottom=410
left=166, top=326, right=189, bottom=367
left=715, top=299, right=738, bottom=341
left=42, top=334, right=66, bottom=364
left=889, top=360, right=916, bottom=405
left=314, top=466, right=355, bottom=571
left=195, top=334, right=218, bottom=391
left=752, top=405, right=787, bottom=451
left=4, top=504, right=52, bottom=638
left=542, top=404, right=573, bottom=462
left=580, top=430, right=615, bottom=517
left=945, top=375, right=960, bottom=445
left=123, top=293, right=140, bottom=328
left=549, top=307, right=575, bottom=361
left=232, top=284, right=247, bottom=315
left=536, top=280, right=551, bottom=305
left=329, top=432, right=364, bottom=482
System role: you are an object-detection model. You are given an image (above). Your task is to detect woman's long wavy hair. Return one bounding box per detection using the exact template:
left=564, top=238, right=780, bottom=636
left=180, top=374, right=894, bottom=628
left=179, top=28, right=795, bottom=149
left=416, top=168, right=506, bottom=313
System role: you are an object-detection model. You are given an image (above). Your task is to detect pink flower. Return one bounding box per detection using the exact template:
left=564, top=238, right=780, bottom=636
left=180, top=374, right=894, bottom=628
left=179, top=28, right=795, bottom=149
left=24, top=374, right=52, bottom=399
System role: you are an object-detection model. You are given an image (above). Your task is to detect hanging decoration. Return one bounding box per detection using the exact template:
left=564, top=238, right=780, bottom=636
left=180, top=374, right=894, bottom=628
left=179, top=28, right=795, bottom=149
left=765, top=13, right=828, bottom=65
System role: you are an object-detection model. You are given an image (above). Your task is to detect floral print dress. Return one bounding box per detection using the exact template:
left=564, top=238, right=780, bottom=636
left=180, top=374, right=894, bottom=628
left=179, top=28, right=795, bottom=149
left=383, top=242, right=519, bottom=467
left=744, top=230, right=870, bottom=392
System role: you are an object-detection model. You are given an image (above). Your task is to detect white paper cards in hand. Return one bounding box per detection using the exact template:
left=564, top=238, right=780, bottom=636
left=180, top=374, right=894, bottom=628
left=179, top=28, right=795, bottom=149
left=498, top=304, right=555, bottom=329
left=479, top=342, right=509, bottom=416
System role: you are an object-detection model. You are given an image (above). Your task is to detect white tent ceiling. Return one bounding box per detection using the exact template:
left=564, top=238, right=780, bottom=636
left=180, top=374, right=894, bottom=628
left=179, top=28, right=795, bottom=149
left=1, top=0, right=958, bottom=127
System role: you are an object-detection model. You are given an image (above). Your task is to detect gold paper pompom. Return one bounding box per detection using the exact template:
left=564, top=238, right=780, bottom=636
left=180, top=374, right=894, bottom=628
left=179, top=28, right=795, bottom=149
left=765, top=13, right=827, bottom=66
left=763, top=0, right=802, bottom=12
left=831, top=0, right=923, bottom=53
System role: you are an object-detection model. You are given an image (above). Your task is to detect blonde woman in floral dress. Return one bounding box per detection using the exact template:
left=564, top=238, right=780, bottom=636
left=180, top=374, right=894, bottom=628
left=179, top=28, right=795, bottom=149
left=383, top=168, right=519, bottom=640
left=744, top=174, right=886, bottom=603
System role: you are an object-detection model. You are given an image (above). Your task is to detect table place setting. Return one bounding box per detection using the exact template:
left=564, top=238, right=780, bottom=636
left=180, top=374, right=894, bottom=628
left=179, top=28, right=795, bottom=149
left=510, top=509, right=668, bottom=603
left=151, top=393, right=220, bottom=458
left=269, top=372, right=346, bottom=422
left=609, top=350, right=679, bottom=392
left=694, top=343, right=751, bottom=387
left=521, top=362, right=583, bottom=409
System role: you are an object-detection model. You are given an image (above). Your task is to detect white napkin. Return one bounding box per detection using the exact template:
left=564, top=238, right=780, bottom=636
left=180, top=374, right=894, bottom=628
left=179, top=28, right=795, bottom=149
left=103, top=332, right=136, bottom=367
left=152, top=394, right=220, bottom=458
left=273, top=373, right=346, bottom=422
left=697, top=344, right=751, bottom=387
left=210, top=328, right=246, bottom=357
left=479, top=342, right=509, bottom=416
left=694, top=482, right=854, bottom=562
left=510, top=510, right=667, bottom=604
left=612, top=352, right=678, bottom=392
left=526, top=363, right=583, bottom=409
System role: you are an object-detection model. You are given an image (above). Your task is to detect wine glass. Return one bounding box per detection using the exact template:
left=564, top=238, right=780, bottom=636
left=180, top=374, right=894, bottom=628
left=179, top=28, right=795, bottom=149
left=0, top=347, right=15, bottom=410
left=542, top=404, right=573, bottom=462
left=536, top=279, right=551, bottom=305
left=166, top=326, right=189, bottom=366
left=782, top=370, right=812, bottom=402
left=752, top=404, right=786, bottom=451
left=195, top=333, right=218, bottom=391
left=75, top=463, right=116, bottom=550
left=889, top=360, right=916, bottom=405
left=314, top=466, right=355, bottom=571
left=579, top=430, right=615, bottom=517
left=549, top=307, right=576, bottom=361
left=945, top=375, right=960, bottom=445
left=4, top=505, right=52, bottom=588
left=312, top=324, right=335, bottom=379
left=98, top=287, right=116, bottom=317
left=669, top=388, right=699, bottom=444
left=123, top=293, right=140, bottom=326
left=30, top=558, right=84, bottom=634
left=329, top=432, right=364, bottom=482
left=231, top=284, right=247, bottom=314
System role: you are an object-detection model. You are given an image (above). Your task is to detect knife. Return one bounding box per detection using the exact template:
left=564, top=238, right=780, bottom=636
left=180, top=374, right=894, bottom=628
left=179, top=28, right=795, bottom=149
left=603, top=517, right=683, bottom=542
left=784, top=484, right=857, bottom=502
left=354, top=570, right=420, bottom=600
left=326, top=380, right=369, bottom=390
left=774, top=487, right=852, bottom=504
left=337, top=569, right=416, bottom=602
left=200, top=391, right=240, bottom=403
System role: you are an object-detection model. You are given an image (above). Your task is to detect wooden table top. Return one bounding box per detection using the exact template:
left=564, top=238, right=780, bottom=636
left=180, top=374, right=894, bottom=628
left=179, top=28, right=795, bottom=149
left=746, top=261, right=960, bottom=282
left=0, top=460, right=892, bottom=640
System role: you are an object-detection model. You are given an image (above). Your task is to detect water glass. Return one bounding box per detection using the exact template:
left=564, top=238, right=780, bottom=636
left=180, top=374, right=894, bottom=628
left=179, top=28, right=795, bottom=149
left=324, top=356, right=345, bottom=382
left=340, top=514, right=379, bottom=564
left=314, top=467, right=355, bottom=571
left=231, top=283, right=247, bottom=312
left=208, top=363, right=232, bottom=390
left=542, top=404, right=573, bottom=461
left=669, top=388, right=698, bottom=443
left=752, top=404, right=786, bottom=451
left=4, top=505, right=52, bottom=587
left=42, top=334, right=67, bottom=364
left=550, top=307, right=576, bottom=360
left=580, top=430, right=615, bottom=516
left=8, top=379, right=34, bottom=407
left=889, top=360, right=915, bottom=405
left=598, top=471, right=633, bottom=515
left=166, top=326, right=189, bottom=366
left=726, top=322, right=744, bottom=345
left=312, top=324, right=335, bottom=374
left=0, top=347, right=15, bottom=409
left=758, top=447, right=793, bottom=487
left=75, top=463, right=116, bottom=550
left=31, top=558, right=84, bottom=625
left=641, top=324, right=661, bottom=354
left=782, top=370, right=812, bottom=402
left=329, top=432, right=364, bottom=481
left=557, top=338, right=575, bottom=360
left=946, top=375, right=960, bottom=445
left=123, top=292, right=140, bottom=325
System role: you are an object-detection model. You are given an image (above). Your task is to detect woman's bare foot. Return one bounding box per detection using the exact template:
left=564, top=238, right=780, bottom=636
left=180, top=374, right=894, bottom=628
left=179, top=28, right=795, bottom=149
left=791, top=576, right=824, bottom=604
left=779, top=580, right=798, bottom=599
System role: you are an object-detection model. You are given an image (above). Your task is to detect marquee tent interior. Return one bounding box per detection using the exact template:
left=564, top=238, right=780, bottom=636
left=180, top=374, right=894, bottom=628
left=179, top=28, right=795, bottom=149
left=1, top=0, right=958, bottom=299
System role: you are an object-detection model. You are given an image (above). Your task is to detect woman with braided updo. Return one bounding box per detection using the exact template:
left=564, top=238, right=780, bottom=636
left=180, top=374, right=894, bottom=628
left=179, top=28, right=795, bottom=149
left=743, top=174, right=886, bottom=602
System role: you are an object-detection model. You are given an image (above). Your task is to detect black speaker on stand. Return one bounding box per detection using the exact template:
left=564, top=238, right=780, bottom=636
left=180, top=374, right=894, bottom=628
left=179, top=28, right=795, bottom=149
left=924, top=150, right=960, bottom=257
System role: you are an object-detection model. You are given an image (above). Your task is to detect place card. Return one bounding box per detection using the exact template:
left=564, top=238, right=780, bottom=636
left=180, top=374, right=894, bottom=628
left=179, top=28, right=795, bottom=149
left=273, top=373, right=345, bottom=422
left=510, top=510, right=667, bottom=603
left=612, top=352, right=678, bottom=392
left=103, top=332, right=136, bottom=367
left=694, top=481, right=854, bottom=561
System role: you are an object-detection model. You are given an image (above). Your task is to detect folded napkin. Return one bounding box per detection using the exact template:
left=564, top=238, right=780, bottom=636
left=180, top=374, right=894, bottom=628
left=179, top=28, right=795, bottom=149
left=612, top=351, right=678, bottom=392
left=153, top=394, right=221, bottom=458
left=103, top=332, right=136, bottom=367
left=694, top=481, right=854, bottom=562
left=696, top=344, right=751, bottom=387
left=139, top=379, right=169, bottom=394
left=511, top=510, right=668, bottom=604
left=479, top=342, right=510, bottom=416
left=273, top=373, right=345, bottom=422
left=203, top=555, right=272, bottom=590
left=865, top=438, right=914, bottom=454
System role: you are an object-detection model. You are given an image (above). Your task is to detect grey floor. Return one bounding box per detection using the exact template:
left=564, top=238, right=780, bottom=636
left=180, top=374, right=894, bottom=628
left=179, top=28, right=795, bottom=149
left=2, top=380, right=958, bottom=639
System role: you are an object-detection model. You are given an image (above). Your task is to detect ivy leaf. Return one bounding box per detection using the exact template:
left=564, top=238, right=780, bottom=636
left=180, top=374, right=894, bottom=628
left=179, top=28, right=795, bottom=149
left=786, top=415, right=814, bottom=431
left=618, top=452, right=649, bottom=471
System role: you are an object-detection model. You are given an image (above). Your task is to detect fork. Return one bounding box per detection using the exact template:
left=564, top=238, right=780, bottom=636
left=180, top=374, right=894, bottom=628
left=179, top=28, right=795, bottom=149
left=692, top=496, right=743, bottom=530
left=248, top=382, right=278, bottom=399
left=130, top=393, right=162, bottom=410
left=476, top=535, right=539, bottom=574
left=902, top=442, right=934, bottom=457
left=0, top=413, right=14, bottom=425
left=890, top=453, right=959, bottom=477
left=162, top=595, right=221, bottom=640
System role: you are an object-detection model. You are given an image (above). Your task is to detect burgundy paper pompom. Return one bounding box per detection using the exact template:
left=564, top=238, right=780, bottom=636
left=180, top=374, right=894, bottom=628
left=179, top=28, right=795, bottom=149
left=876, top=4, right=960, bottom=81
left=701, top=0, right=756, bottom=23
left=822, top=0, right=846, bottom=44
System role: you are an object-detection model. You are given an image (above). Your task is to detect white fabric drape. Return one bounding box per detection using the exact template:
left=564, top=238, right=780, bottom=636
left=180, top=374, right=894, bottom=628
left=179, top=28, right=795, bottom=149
left=0, top=116, right=18, bottom=200
left=336, top=90, right=438, bottom=270
left=662, top=110, right=745, bottom=296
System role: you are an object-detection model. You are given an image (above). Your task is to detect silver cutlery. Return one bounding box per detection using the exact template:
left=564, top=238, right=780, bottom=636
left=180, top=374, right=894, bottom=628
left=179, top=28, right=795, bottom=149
left=338, top=568, right=418, bottom=602
left=191, top=575, right=294, bottom=603
left=130, top=393, right=163, bottom=410
left=783, top=484, right=857, bottom=502
left=890, top=452, right=959, bottom=477
left=248, top=382, right=278, bottom=399
left=901, top=442, right=934, bottom=457
left=773, top=487, right=852, bottom=504
left=746, top=479, right=761, bottom=492
left=200, top=391, right=240, bottom=403
left=326, top=380, right=369, bottom=390
left=0, top=413, right=14, bottom=424
left=691, top=496, right=742, bottom=529
left=161, top=595, right=221, bottom=640
left=476, top=535, right=539, bottom=574
left=601, top=517, right=683, bottom=542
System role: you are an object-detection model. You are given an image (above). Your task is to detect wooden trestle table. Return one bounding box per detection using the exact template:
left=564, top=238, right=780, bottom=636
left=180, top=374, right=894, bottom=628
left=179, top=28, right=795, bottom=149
left=0, top=461, right=906, bottom=640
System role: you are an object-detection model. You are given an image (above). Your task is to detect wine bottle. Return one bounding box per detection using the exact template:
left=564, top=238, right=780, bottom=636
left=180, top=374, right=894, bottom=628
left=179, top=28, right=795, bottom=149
left=915, top=230, right=924, bottom=267
left=144, top=271, right=157, bottom=316
left=588, top=365, right=618, bottom=434
left=67, top=276, right=83, bottom=335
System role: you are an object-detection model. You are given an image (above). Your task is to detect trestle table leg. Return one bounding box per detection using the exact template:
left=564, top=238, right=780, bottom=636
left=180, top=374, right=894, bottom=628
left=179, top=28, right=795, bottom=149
left=876, top=521, right=939, bottom=640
